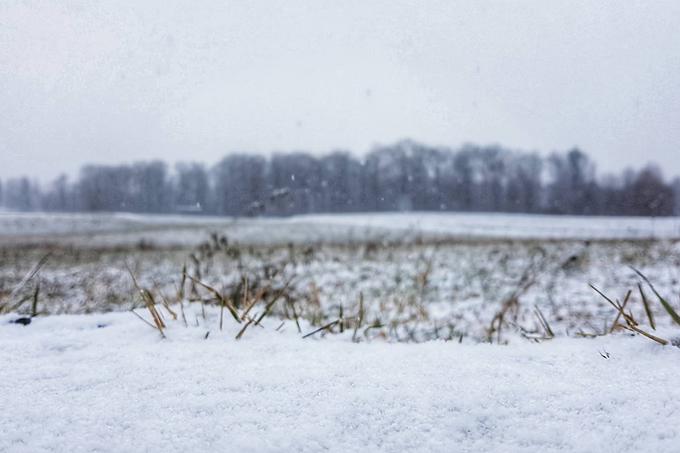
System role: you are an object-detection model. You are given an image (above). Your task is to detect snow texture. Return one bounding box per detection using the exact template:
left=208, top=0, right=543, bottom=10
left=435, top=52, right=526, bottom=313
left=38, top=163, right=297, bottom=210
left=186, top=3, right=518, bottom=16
left=1, top=309, right=679, bottom=453
left=2, top=212, right=680, bottom=248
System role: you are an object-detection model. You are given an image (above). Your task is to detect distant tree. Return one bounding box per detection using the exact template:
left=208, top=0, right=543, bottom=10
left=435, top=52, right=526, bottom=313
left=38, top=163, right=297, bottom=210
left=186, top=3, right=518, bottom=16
left=4, top=177, right=37, bottom=211
left=129, top=161, right=169, bottom=213
left=214, top=154, right=267, bottom=216
left=628, top=165, right=675, bottom=216
left=506, top=154, right=542, bottom=213
left=79, top=165, right=130, bottom=211
left=360, top=152, right=380, bottom=212
left=174, top=163, right=209, bottom=213
left=320, top=151, right=357, bottom=212
left=41, top=174, right=71, bottom=211
left=23, top=142, right=680, bottom=217
left=546, top=149, right=597, bottom=214
left=452, top=146, right=476, bottom=211
left=476, top=146, right=507, bottom=212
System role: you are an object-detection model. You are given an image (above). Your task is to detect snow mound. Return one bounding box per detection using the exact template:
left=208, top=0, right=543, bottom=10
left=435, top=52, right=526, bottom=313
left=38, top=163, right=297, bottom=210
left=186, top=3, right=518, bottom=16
left=1, top=310, right=679, bottom=453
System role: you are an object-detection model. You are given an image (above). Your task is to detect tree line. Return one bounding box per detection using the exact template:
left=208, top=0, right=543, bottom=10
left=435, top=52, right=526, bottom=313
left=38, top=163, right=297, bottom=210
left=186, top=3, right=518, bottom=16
left=1, top=141, right=678, bottom=217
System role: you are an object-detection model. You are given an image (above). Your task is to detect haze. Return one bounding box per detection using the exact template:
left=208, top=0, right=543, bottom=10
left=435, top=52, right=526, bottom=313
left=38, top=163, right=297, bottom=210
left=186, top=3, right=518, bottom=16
left=2, top=0, right=680, bottom=181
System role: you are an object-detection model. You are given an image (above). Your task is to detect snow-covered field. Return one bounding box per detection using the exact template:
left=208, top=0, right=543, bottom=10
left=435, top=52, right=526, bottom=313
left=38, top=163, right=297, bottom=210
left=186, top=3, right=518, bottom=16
left=2, top=211, right=680, bottom=247
left=1, top=309, right=679, bottom=453
left=2, top=212, right=680, bottom=452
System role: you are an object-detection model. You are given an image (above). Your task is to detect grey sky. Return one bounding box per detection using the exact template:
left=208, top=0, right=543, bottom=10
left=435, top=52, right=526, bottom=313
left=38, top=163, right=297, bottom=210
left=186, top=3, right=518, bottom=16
left=2, top=0, right=680, bottom=181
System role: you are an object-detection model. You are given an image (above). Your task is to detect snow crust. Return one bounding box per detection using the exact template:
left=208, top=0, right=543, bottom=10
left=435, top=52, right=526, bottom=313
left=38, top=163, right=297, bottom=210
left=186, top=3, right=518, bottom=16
left=1, top=309, right=679, bottom=453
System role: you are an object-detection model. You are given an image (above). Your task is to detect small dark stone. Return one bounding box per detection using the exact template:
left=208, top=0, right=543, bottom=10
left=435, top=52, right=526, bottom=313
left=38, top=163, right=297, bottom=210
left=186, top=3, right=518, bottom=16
left=96, top=324, right=107, bottom=329
left=11, top=317, right=31, bottom=326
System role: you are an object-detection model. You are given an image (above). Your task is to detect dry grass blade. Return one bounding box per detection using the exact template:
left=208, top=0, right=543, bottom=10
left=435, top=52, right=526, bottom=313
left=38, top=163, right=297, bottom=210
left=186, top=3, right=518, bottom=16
left=6, top=294, right=32, bottom=314
left=621, top=324, right=669, bottom=345
left=219, top=296, right=225, bottom=331
left=142, top=292, right=166, bottom=336
left=178, top=263, right=187, bottom=301
left=127, top=264, right=166, bottom=338
left=130, top=309, right=158, bottom=330
left=242, top=276, right=249, bottom=308
left=352, top=292, right=364, bottom=343
left=363, top=320, right=385, bottom=339
left=303, top=319, right=339, bottom=339
left=254, top=278, right=293, bottom=326
left=589, top=284, right=619, bottom=311
left=631, top=267, right=680, bottom=327
left=2, top=253, right=50, bottom=313
left=609, top=290, right=632, bottom=333
left=235, top=317, right=255, bottom=340
left=416, top=255, right=433, bottom=295
left=153, top=282, right=177, bottom=320
left=290, top=301, right=301, bottom=334
left=638, top=283, right=655, bottom=330
left=574, top=329, right=599, bottom=338
left=240, top=287, right=267, bottom=321
left=534, top=305, right=554, bottom=338
left=339, top=304, right=345, bottom=333
left=184, top=273, right=241, bottom=324
left=179, top=300, right=188, bottom=327
left=487, top=264, right=536, bottom=343
left=30, top=279, right=41, bottom=317
left=253, top=298, right=278, bottom=326
left=591, top=283, right=668, bottom=346
left=591, top=284, right=636, bottom=327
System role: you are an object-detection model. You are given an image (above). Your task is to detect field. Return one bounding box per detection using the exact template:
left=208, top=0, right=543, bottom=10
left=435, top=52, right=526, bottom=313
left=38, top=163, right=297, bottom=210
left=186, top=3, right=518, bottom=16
left=2, top=212, right=680, bottom=452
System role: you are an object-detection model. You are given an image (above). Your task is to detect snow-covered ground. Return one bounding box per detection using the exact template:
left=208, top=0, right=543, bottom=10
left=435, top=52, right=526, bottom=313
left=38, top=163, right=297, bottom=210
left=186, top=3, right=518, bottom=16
left=1, top=309, right=679, bottom=453
left=2, top=211, right=680, bottom=248
left=3, top=212, right=680, bottom=339
left=2, top=212, right=680, bottom=452
left=3, top=237, right=680, bottom=340
left=292, top=212, right=680, bottom=240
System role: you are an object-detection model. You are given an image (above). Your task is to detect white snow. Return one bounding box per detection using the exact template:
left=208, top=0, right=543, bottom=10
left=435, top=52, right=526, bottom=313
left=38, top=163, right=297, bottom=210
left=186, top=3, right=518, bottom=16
left=2, top=211, right=680, bottom=248
left=1, top=309, right=679, bottom=453
left=3, top=212, right=680, bottom=452
left=291, top=212, right=680, bottom=240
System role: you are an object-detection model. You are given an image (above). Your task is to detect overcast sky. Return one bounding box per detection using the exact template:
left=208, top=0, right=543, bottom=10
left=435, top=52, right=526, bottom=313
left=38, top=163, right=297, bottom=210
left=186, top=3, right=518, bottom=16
left=2, top=0, right=680, bottom=181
